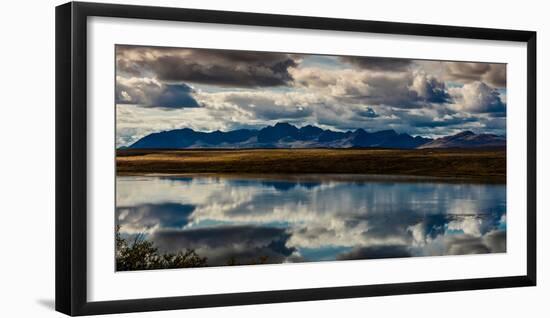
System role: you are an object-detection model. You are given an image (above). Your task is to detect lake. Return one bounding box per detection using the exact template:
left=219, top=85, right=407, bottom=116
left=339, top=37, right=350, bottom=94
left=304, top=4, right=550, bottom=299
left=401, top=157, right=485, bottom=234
left=116, top=175, right=506, bottom=267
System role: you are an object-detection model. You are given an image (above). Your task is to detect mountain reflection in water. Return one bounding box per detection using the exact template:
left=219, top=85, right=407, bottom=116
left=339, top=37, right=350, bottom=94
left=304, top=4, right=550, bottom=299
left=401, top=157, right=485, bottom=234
left=116, top=175, right=506, bottom=267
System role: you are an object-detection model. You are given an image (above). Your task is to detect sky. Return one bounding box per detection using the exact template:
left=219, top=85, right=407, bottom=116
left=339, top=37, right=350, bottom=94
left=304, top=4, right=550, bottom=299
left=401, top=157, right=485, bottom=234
left=115, top=45, right=507, bottom=147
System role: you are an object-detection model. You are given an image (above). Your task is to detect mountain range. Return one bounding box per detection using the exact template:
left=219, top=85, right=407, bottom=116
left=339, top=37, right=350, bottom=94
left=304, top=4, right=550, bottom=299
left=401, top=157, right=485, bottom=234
left=418, top=131, right=506, bottom=149
left=128, top=122, right=505, bottom=150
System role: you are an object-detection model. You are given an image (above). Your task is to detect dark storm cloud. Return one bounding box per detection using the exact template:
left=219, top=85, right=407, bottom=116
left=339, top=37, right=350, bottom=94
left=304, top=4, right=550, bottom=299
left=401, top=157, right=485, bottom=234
left=245, top=103, right=312, bottom=121
left=116, top=45, right=299, bottom=88
left=150, top=225, right=296, bottom=266
left=444, top=230, right=506, bottom=255
left=417, top=76, right=452, bottom=103
left=340, top=56, right=413, bottom=72
left=152, top=84, right=200, bottom=108
left=446, top=62, right=506, bottom=88
left=484, top=65, right=507, bottom=87
left=478, top=88, right=505, bottom=113
left=448, top=62, right=490, bottom=80
left=116, top=80, right=200, bottom=108
left=337, top=245, right=411, bottom=260
left=483, top=230, right=506, bottom=252
left=445, top=235, right=491, bottom=255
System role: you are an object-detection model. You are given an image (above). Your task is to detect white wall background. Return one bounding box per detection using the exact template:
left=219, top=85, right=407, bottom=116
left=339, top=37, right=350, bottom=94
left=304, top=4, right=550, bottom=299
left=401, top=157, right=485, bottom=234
left=0, top=0, right=547, bottom=317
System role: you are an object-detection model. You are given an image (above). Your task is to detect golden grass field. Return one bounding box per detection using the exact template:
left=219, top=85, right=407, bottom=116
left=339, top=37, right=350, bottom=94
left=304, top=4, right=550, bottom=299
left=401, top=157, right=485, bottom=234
left=116, top=148, right=506, bottom=183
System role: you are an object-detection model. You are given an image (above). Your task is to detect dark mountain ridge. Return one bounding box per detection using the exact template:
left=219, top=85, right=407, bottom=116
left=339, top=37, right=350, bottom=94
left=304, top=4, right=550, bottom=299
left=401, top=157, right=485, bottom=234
left=128, top=122, right=504, bottom=150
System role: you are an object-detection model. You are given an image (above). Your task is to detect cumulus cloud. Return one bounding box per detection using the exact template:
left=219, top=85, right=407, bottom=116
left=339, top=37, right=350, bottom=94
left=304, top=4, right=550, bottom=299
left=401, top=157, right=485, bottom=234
left=450, top=81, right=506, bottom=114
left=290, top=67, right=451, bottom=108
left=115, top=92, right=492, bottom=148
left=116, top=203, right=195, bottom=234
left=196, top=90, right=315, bottom=121
left=115, top=45, right=508, bottom=144
left=116, top=45, right=299, bottom=87
left=445, top=62, right=506, bottom=88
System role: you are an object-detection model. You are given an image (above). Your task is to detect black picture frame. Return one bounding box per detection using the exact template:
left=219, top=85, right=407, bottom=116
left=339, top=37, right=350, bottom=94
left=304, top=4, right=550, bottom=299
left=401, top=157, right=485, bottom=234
left=55, top=1, right=537, bottom=316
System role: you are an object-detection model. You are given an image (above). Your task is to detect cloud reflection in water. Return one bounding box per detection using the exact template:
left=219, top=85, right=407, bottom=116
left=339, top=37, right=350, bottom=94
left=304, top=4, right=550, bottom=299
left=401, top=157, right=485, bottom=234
left=116, top=175, right=506, bottom=267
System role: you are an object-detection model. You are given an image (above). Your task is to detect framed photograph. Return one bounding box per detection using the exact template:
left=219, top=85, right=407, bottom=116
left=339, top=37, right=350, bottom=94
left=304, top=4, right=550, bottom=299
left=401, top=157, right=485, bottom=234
left=55, top=1, right=536, bottom=316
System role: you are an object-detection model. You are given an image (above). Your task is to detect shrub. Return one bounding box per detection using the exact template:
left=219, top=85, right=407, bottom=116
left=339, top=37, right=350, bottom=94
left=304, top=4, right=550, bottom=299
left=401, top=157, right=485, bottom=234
left=115, top=225, right=207, bottom=271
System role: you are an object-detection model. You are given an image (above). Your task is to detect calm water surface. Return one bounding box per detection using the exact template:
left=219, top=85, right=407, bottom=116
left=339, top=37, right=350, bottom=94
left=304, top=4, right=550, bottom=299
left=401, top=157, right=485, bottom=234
left=116, top=175, right=506, bottom=267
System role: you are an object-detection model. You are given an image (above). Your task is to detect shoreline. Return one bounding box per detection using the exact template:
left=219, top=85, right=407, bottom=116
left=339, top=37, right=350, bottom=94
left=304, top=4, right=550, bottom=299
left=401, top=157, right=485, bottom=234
left=116, top=172, right=506, bottom=184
